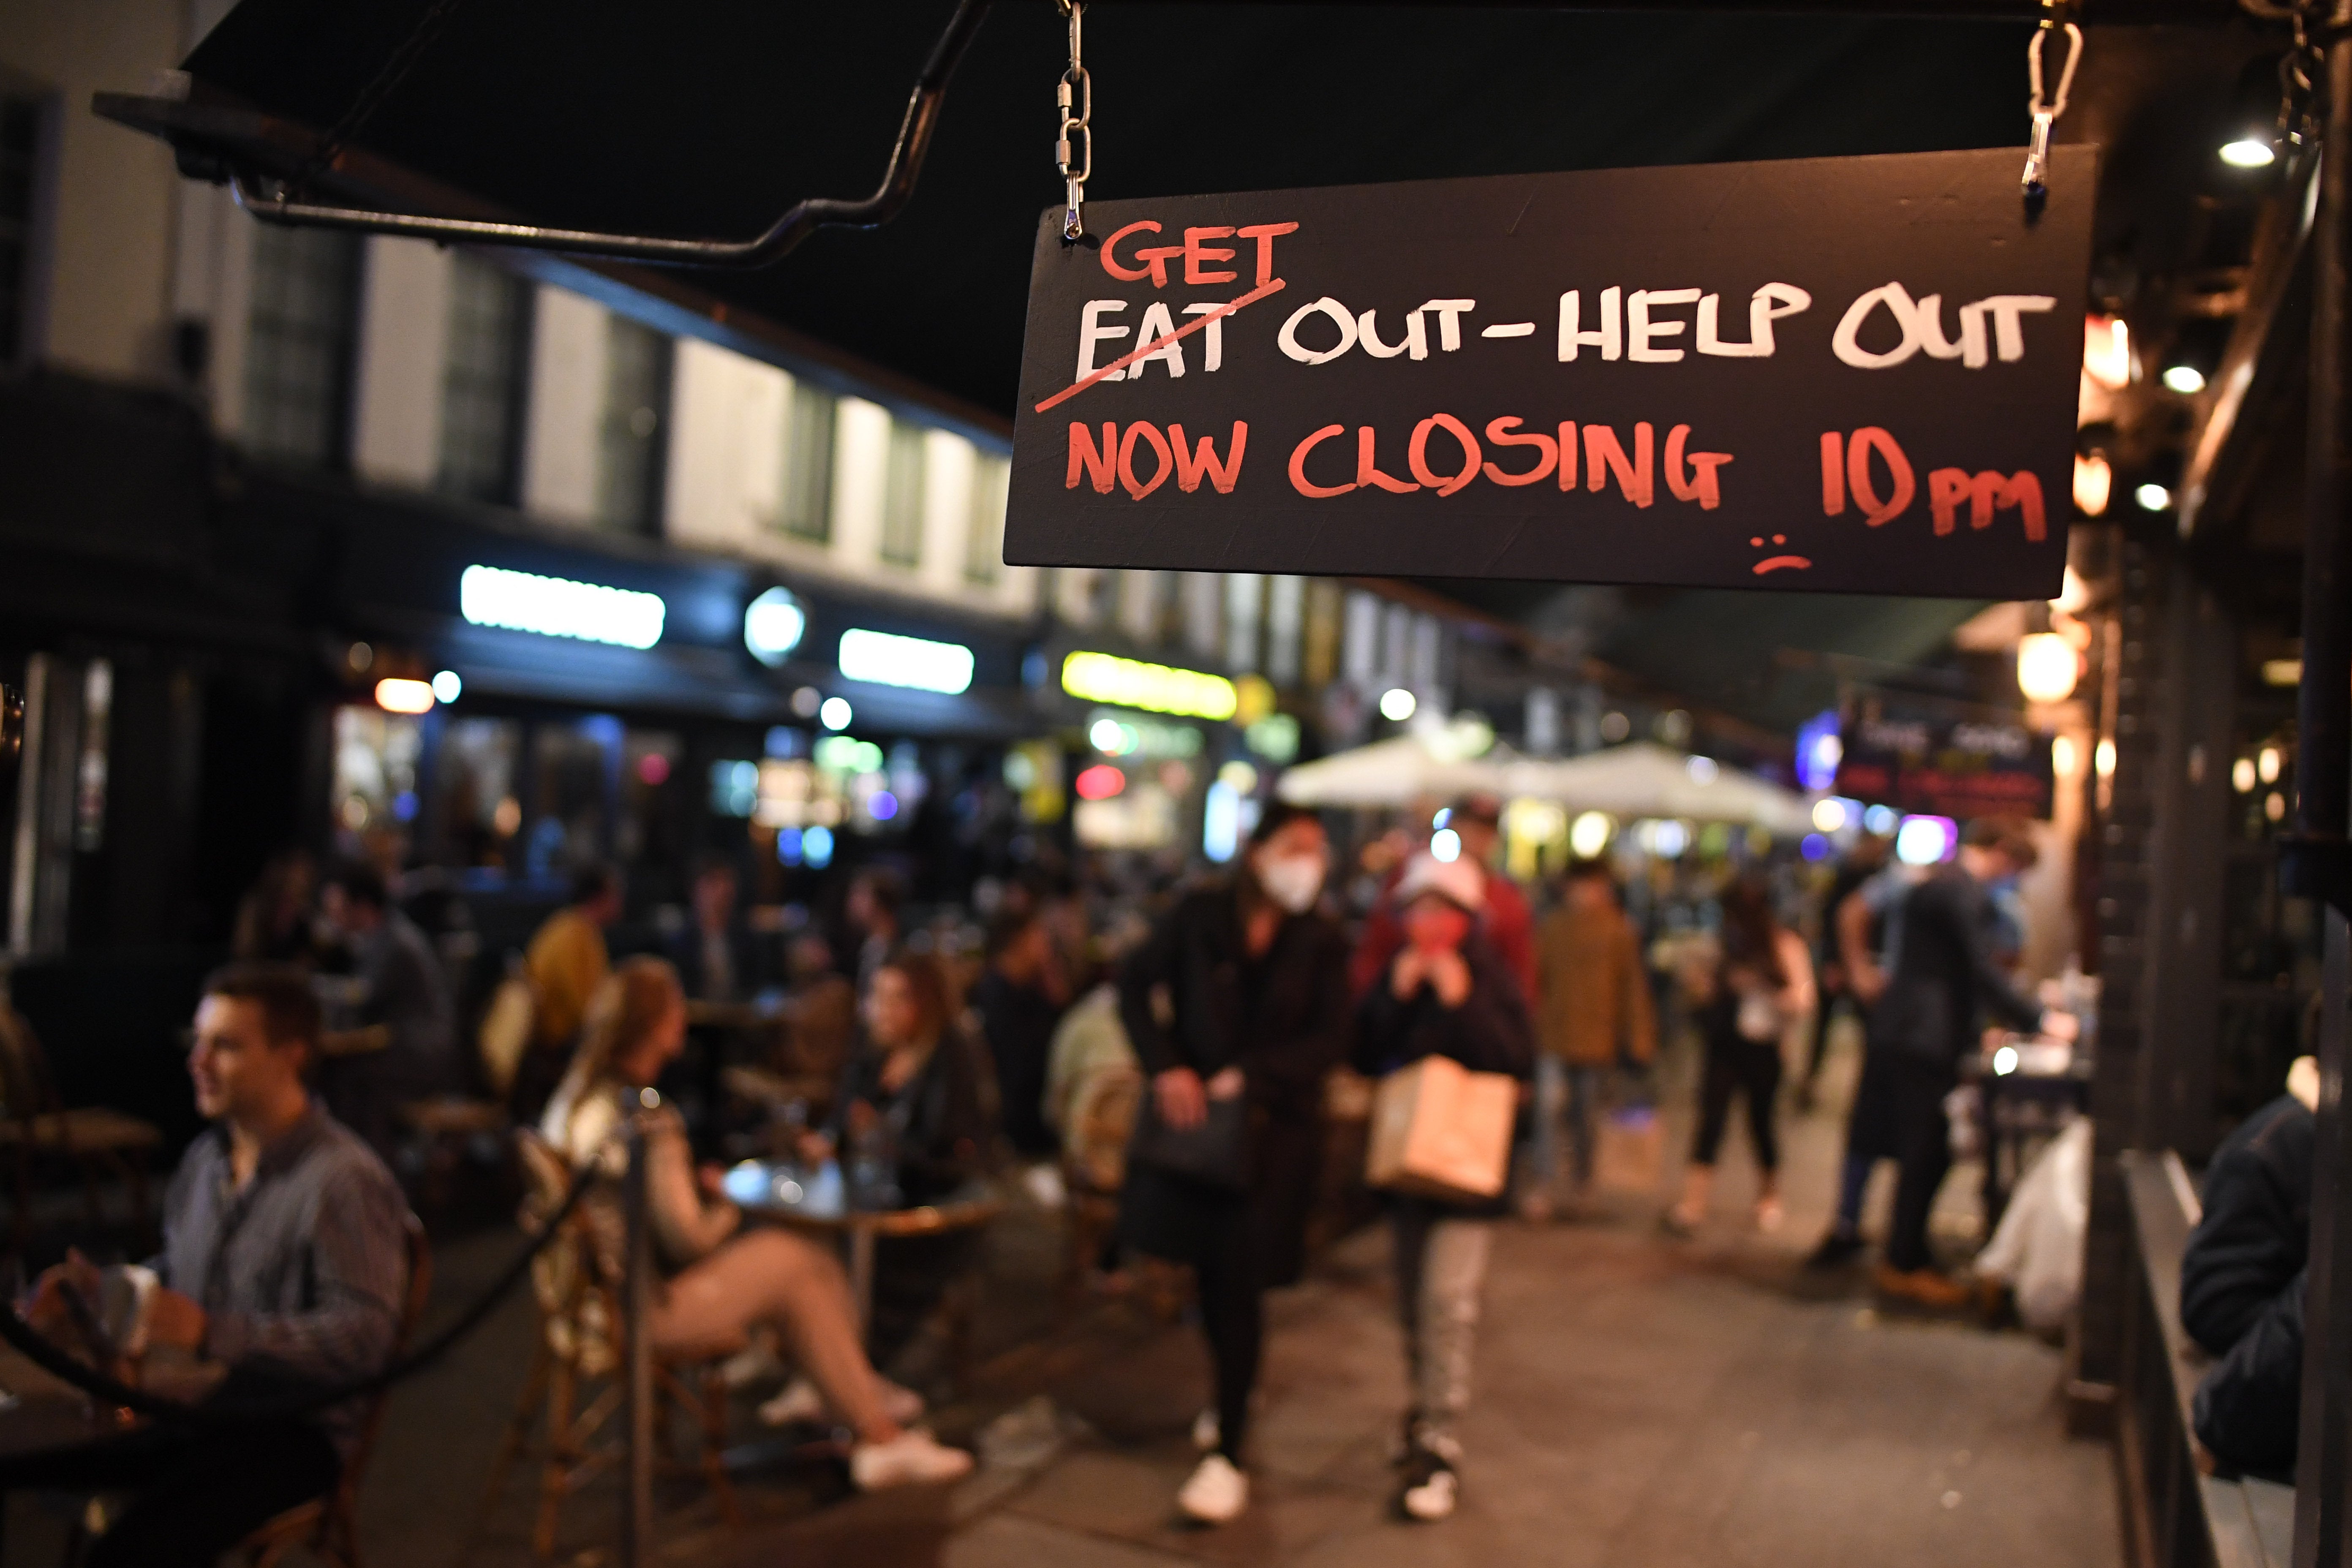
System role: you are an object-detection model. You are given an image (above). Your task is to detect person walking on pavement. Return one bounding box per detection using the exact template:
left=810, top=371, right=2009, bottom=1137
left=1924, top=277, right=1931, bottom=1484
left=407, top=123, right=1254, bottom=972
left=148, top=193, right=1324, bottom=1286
left=1527, top=858, right=1656, bottom=1217
left=1799, top=833, right=1888, bottom=1106
left=1117, top=803, right=1352, bottom=1525
left=1805, top=844, right=1924, bottom=1267
left=1355, top=852, right=1536, bottom=1522
left=1664, top=875, right=1815, bottom=1236
left=1817, top=820, right=2076, bottom=1306
left=1351, top=794, right=1536, bottom=1005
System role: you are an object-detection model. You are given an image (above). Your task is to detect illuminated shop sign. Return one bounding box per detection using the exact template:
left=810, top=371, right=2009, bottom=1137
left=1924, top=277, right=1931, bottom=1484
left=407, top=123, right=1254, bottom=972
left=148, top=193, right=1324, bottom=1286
left=1061, top=651, right=1237, bottom=721
left=460, top=565, right=666, bottom=649
left=836, top=629, right=975, bottom=694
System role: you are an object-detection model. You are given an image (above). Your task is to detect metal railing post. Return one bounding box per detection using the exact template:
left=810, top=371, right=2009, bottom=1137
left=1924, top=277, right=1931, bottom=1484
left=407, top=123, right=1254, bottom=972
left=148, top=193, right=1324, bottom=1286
left=2294, top=15, right=2352, bottom=1568
left=621, top=1112, right=654, bottom=1568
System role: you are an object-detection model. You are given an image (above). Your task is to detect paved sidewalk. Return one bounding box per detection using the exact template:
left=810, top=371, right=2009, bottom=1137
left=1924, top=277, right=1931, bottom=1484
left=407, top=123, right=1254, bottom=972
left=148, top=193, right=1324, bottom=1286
left=726, top=1034, right=2120, bottom=1568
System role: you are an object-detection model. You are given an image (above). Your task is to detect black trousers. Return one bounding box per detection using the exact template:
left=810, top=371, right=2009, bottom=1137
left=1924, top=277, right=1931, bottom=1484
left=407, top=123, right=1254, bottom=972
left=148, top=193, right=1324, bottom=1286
left=1191, top=1207, right=1264, bottom=1464
left=1692, top=1033, right=1783, bottom=1173
left=0, top=1417, right=339, bottom=1568
left=1875, top=1053, right=1956, bottom=1274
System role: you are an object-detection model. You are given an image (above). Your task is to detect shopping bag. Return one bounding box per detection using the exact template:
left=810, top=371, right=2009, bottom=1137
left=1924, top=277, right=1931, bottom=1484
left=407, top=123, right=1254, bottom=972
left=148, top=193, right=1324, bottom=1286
left=1366, top=1054, right=1518, bottom=1203
left=1593, top=1104, right=1666, bottom=1196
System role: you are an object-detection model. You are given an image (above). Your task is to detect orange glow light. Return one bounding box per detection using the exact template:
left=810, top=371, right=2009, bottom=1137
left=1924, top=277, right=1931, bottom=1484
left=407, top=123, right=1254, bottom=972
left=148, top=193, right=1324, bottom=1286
left=374, top=678, right=435, bottom=714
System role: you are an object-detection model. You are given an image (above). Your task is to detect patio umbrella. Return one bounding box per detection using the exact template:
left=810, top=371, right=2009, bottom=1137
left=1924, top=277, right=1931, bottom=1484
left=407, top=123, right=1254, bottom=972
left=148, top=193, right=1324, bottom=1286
left=1497, top=742, right=1815, bottom=836
left=1276, top=720, right=1511, bottom=809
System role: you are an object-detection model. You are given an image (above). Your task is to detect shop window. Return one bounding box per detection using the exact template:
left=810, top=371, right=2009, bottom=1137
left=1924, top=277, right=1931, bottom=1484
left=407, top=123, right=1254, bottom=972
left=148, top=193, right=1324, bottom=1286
left=1266, top=575, right=1304, bottom=687
left=879, top=419, right=926, bottom=567
left=1223, top=574, right=1263, bottom=674
left=597, top=316, right=672, bottom=535
left=429, top=717, right=521, bottom=871
left=526, top=719, right=619, bottom=882
left=0, top=90, right=46, bottom=364
left=331, top=706, right=422, bottom=862
left=438, top=254, right=531, bottom=503
left=965, top=452, right=1009, bottom=583
left=1303, top=580, right=1344, bottom=689
left=777, top=378, right=837, bottom=542
left=618, top=729, right=682, bottom=902
left=245, top=222, right=362, bottom=466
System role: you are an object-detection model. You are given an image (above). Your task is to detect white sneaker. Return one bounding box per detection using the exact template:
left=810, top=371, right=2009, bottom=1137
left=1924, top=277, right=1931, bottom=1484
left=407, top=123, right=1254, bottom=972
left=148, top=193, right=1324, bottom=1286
left=762, top=1375, right=927, bottom=1428
left=1400, top=1463, right=1458, bottom=1522
left=719, top=1335, right=787, bottom=1389
left=758, top=1376, right=823, bottom=1426
left=1177, top=1453, right=1249, bottom=1524
left=850, top=1428, right=975, bottom=1490
left=1190, top=1408, right=1220, bottom=1452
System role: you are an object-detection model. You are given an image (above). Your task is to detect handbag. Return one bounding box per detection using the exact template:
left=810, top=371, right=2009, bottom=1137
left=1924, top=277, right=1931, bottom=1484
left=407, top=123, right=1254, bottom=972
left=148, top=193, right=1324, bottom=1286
left=1127, top=1081, right=1252, bottom=1191
left=1365, top=1054, right=1518, bottom=1203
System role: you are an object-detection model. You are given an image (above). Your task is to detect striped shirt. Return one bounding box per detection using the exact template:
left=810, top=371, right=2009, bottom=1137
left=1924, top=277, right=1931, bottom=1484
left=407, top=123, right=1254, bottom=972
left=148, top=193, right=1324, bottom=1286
left=155, top=1104, right=408, bottom=1455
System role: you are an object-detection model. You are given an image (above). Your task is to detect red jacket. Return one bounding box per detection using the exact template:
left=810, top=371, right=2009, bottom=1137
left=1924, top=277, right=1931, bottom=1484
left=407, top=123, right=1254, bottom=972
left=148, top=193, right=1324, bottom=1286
left=1350, top=862, right=1538, bottom=1006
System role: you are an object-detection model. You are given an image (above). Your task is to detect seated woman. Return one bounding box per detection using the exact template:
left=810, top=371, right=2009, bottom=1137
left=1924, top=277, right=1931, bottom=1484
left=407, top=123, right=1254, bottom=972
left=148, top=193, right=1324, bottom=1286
left=801, top=948, right=994, bottom=1366
left=541, top=955, right=972, bottom=1490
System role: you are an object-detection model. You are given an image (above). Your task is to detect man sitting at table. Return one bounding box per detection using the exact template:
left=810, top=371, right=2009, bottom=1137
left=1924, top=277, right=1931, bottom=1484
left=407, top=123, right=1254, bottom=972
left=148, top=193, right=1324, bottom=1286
left=5, top=963, right=410, bottom=1568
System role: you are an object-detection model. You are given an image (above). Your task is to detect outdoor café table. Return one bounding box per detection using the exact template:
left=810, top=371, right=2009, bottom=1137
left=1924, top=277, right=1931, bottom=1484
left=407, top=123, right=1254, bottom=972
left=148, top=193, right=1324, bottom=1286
left=720, top=1160, right=1001, bottom=1334
left=1968, top=1032, right=2093, bottom=1229
left=0, top=1341, right=221, bottom=1557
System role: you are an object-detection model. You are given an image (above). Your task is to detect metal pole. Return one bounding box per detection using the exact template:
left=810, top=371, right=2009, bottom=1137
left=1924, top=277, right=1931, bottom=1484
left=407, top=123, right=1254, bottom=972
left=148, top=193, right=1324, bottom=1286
left=621, top=1114, right=654, bottom=1568
left=2293, top=15, right=2352, bottom=1568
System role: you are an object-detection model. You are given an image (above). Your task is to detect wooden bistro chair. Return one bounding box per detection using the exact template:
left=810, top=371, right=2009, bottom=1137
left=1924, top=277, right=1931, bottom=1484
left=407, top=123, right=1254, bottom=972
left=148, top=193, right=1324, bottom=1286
left=476, top=1131, right=739, bottom=1560
left=0, top=1003, right=163, bottom=1250
left=239, top=1214, right=435, bottom=1568
left=399, top=964, right=538, bottom=1207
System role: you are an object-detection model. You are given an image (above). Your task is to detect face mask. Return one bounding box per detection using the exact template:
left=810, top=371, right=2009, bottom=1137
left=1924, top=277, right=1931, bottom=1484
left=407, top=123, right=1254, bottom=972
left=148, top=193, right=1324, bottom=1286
left=1256, top=853, right=1325, bottom=914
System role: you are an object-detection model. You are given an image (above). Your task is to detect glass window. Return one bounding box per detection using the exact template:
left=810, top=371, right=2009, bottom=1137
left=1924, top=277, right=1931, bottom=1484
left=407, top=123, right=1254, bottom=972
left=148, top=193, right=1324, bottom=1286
left=1223, top=574, right=1263, bottom=673
left=438, top=255, right=531, bottom=503
left=880, top=420, right=927, bottom=567
left=597, top=316, right=671, bottom=534
left=0, top=93, right=43, bottom=364
left=525, top=718, right=618, bottom=883
left=1266, top=575, right=1304, bottom=686
left=965, top=452, right=1009, bottom=584
left=429, top=717, right=521, bottom=871
left=330, top=705, right=423, bottom=862
left=776, top=378, right=837, bottom=542
left=245, top=222, right=362, bottom=466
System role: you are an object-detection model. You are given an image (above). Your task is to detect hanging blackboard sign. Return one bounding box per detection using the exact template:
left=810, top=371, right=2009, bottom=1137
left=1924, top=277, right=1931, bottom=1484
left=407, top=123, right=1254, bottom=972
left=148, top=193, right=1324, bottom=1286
left=1836, top=690, right=2057, bottom=820
left=1004, top=146, right=2093, bottom=600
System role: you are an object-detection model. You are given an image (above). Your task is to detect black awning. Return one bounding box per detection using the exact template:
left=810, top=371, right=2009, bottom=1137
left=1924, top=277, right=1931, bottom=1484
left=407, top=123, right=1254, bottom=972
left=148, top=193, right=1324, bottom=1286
left=150, top=0, right=2118, bottom=420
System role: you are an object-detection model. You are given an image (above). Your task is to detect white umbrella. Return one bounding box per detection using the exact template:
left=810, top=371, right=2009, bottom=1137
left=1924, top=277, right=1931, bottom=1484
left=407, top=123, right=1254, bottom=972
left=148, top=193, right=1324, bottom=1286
left=1276, top=719, right=1513, bottom=808
left=1498, top=741, right=1815, bottom=836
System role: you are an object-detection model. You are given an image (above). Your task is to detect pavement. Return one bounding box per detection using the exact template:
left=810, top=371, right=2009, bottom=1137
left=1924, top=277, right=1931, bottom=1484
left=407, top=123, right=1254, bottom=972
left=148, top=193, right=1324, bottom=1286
left=2, top=1020, right=2123, bottom=1567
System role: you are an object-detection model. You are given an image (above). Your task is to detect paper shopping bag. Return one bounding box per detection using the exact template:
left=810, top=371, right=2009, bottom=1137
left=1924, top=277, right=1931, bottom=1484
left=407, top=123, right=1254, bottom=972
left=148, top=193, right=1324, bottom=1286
left=1366, top=1054, right=1518, bottom=1203
left=1594, top=1104, right=1666, bottom=1197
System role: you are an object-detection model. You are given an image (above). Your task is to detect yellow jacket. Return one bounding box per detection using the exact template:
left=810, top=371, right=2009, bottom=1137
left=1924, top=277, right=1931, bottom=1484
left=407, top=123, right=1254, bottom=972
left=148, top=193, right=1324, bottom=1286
left=1535, top=902, right=1657, bottom=1066
left=527, top=906, right=610, bottom=1050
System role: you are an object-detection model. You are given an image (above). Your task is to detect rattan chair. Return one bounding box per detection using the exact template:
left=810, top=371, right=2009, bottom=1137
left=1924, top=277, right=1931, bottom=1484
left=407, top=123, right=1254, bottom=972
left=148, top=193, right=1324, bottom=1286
left=474, top=1130, right=739, bottom=1560
left=0, top=1004, right=162, bottom=1249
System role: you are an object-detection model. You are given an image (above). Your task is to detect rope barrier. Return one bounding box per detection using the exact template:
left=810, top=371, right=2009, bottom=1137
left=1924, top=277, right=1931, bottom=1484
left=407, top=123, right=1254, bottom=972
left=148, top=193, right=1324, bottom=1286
left=0, top=1150, right=602, bottom=1428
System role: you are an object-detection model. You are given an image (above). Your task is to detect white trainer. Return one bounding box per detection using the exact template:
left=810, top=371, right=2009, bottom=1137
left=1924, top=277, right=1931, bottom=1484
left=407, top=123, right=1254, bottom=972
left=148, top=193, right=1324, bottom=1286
left=1190, top=1408, right=1220, bottom=1452
left=1401, top=1464, right=1458, bottom=1522
left=849, top=1428, right=975, bottom=1490
left=761, top=1375, right=925, bottom=1429
left=1177, top=1453, right=1250, bottom=1524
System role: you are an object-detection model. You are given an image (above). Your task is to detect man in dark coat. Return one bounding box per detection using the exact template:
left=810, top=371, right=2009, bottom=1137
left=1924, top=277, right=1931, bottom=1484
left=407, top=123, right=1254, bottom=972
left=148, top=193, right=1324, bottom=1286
left=1834, top=819, right=2074, bottom=1307
left=2184, top=1058, right=2317, bottom=1480
left=1118, top=802, right=1352, bottom=1526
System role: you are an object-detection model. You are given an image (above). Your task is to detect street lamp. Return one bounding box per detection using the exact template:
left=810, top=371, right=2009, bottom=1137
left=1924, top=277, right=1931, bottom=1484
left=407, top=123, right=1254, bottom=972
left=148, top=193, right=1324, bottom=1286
left=2017, top=632, right=2080, bottom=703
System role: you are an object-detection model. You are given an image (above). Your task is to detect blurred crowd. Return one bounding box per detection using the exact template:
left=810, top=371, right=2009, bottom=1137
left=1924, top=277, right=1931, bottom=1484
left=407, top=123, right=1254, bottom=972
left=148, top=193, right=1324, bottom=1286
left=186, top=784, right=2093, bottom=1530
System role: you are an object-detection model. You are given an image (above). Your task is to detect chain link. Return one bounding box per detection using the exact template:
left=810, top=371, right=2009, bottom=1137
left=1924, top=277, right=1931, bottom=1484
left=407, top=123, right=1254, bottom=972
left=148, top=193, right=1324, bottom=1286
left=1055, top=0, right=1092, bottom=241
left=2274, top=2, right=2328, bottom=159
left=2022, top=4, right=2084, bottom=203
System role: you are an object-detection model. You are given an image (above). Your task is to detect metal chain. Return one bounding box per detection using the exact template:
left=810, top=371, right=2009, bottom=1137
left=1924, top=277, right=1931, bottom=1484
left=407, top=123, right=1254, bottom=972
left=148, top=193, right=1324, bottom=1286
left=1055, top=0, right=1092, bottom=241
left=2023, top=4, right=2084, bottom=203
left=2275, top=2, right=2329, bottom=159
left=284, top=0, right=470, bottom=200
